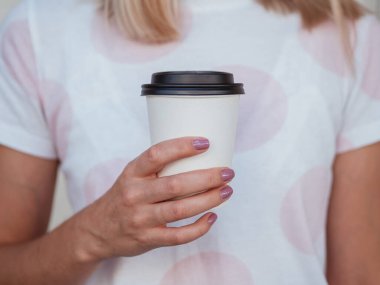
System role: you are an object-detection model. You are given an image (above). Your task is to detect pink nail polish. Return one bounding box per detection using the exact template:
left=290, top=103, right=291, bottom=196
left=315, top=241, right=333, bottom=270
left=221, top=169, right=235, bottom=182
left=208, top=213, right=218, bottom=224
left=193, top=138, right=210, bottom=150
left=220, top=186, right=233, bottom=200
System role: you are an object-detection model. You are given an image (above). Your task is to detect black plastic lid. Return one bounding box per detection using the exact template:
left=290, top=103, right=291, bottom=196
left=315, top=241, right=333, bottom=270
left=141, top=71, right=245, bottom=96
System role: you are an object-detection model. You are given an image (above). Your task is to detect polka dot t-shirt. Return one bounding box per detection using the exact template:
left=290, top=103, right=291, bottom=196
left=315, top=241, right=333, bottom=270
left=1, top=0, right=380, bottom=284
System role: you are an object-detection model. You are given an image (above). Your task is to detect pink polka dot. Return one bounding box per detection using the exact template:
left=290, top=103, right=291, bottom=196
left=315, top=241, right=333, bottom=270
left=1, top=20, right=40, bottom=101
left=91, top=6, right=192, bottom=63
left=299, top=21, right=349, bottom=76
left=336, top=135, right=354, bottom=153
left=361, top=18, right=380, bottom=100
left=39, top=80, right=72, bottom=160
left=160, top=251, right=254, bottom=285
left=280, top=167, right=331, bottom=254
left=84, top=159, right=128, bottom=204
left=219, top=66, right=288, bottom=151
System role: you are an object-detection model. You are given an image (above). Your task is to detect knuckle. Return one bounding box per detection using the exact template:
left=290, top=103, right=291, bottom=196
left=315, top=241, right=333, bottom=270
left=170, top=202, right=185, bottom=220
left=166, top=177, right=182, bottom=196
left=134, top=230, right=149, bottom=246
left=157, top=206, right=168, bottom=225
left=136, top=230, right=159, bottom=250
left=206, top=171, right=218, bottom=187
left=147, top=145, right=161, bottom=164
left=129, top=214, right=145, bottom=229
left=122, top=189, right=138, bottom=206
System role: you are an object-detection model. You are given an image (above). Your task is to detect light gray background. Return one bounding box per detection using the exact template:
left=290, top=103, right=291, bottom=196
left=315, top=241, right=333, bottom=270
left=1, top=0, right=379, bottom=230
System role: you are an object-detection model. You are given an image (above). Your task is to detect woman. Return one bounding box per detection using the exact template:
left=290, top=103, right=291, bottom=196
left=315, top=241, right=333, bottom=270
left=0, top=0, right=379, bottom=284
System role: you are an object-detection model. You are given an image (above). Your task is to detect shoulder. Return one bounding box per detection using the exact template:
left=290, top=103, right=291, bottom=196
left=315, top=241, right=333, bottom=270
left=353, top=14, right=379, bottom=76
left=352, top=14, right=380, bottom=101
left=1, top=0, right=96, bottom=44
left=355, top=13, right=379, bottom=33
left=0, top=1, right=29, bottom=33
left=1, top=0, right=100, bottom=69
left=30, top=0, right=97, bottom=35
left=354, top=14, right=379, bottom=56
left=1, top=0, right=98, bottom=40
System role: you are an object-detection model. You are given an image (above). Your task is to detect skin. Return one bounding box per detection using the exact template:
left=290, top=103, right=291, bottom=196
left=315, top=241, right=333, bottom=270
left=0, top=137, right=234, bottom=285
left=0, top=139, right=379, bottom=284
left=327, top=142, right=380, bottom=284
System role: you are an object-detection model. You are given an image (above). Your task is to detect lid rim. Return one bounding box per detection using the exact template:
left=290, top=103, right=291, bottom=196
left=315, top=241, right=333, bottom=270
left=142, top=71, right=245, bottom=96
left=141, top=89, right=244, bottom=96
left=142, top=83, right=244, bottom=88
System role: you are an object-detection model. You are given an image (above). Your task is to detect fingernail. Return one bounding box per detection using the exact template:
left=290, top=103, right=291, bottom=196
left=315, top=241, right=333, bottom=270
left=221, top=168, right=235, bottom=182
left=193, top=138, right=210, bottom=150
left=220, top=186, right=233, bottom=200
left=208, top=213, right=218, bottom=224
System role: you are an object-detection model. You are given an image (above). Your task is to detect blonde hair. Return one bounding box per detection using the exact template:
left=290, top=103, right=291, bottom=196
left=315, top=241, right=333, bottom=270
left=100, top=0, right=364, bottom=41
left=100, top=0, right=364, bottom=61
left=257, top=0, right=364, bottom=60
left=101, top=0, right=180, bottom=43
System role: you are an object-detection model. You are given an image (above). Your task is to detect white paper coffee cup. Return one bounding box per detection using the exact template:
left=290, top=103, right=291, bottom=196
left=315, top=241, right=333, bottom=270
left=141, top=71, right=244, bottom=177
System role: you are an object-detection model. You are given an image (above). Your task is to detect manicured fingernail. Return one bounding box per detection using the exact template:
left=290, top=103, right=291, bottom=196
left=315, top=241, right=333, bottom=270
left=220, top=186, right=233, bottom=200
left=193, top=138, right=210, bottom=150
left=208, top=213, right=218, bottom=224
left=221, top=168, right=235, bottom=182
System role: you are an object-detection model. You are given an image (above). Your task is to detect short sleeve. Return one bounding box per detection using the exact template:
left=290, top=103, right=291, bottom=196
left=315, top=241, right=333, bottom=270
left=0, top=1, right=57, bottom=159
left=337, top=15, right=380, bottom=154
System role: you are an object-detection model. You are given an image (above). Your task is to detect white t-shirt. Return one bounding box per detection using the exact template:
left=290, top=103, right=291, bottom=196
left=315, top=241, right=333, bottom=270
left=1, top=0, right=380, bottom=284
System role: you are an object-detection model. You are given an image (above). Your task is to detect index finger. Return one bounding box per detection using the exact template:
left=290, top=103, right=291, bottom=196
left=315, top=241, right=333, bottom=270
left=125, top=137, right=210, bottom=178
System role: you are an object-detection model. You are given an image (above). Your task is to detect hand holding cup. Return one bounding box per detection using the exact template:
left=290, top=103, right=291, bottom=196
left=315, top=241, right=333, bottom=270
left=78, top=137, right=234, bottom=261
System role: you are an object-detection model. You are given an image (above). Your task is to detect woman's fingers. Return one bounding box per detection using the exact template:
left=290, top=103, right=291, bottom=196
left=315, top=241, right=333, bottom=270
left=150, top=212, right=218, bottom=247
left=142, top=167, right=234, bottom=203
left=125, top=137, right=209, bottom=178
left=95, top=137, right=236, bottom=257
left=152, top=185, right=233, bottom=225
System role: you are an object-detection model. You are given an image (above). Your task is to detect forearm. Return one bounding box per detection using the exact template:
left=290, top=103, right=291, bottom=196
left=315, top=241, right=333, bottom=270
left=327, top=143, right=380, bottom=285
left=327, top=219, right=380, bottom=285
left=0, top=211, right=100, bottom=285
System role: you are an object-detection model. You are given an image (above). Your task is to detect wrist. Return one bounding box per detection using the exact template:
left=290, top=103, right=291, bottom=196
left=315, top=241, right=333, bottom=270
left=61, top=205, right=107, bottom=264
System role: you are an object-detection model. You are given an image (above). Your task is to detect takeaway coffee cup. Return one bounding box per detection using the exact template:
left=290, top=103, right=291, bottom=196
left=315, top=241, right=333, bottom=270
left=141, top=71, right=244, bottom=177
